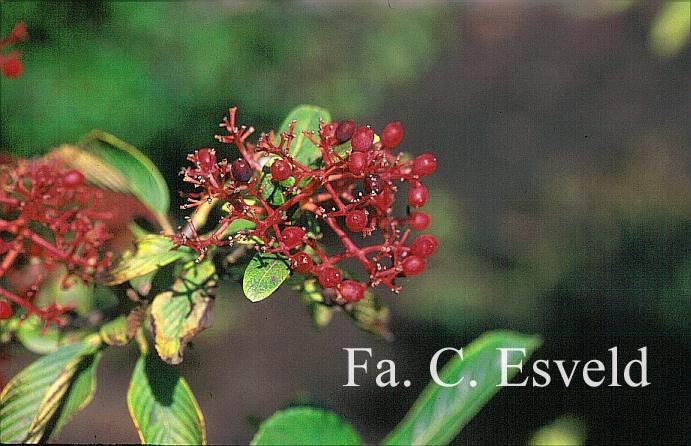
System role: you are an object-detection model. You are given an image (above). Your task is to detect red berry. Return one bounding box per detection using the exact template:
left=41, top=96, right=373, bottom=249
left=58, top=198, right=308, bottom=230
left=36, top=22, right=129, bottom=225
left=345, top=209, right=368, bottom=232
left=364, top=174, right=384, bottom=195
left=339, top=280, right=365, bottom=302
left=270, top=159, right=292, bottom=181
left=408, top=184, right=428, bottom=207
left=402, top=255, right=426, bottom=276
left=62, top=169, right=85, bottom=188
left=351, top=126, right=374, bottom=152
left=409, top=211, right=431, bottom=231
left=281, top=226, right=305, bottom=249
left=197, top=148, right=216, bottom=170
left=318, top=267, right=342, bottom=288
left=336, top=119, right=357, bottom=143
left=347, top=151, right=368, bottom=176
left=290, top=251, right=314, bottom=273
left=231, top=158, right=252, bottom=183
left=412, top=153, right=437, bottom=176
left=410, top=235, right=438, bottom=257
left=373, top=186, right=394, bottom=209
left=11, top=22, right=28, bottom=42
left=381, top=121, right=404, bottom=149
left=0, top=301, right=12, bottom=320
left=1, top=57, right=23, bottom=79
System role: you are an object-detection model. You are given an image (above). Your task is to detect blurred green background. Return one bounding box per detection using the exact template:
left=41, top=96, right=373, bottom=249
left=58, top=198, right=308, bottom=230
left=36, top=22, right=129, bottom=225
left=1, top=1, right=689, bottom=445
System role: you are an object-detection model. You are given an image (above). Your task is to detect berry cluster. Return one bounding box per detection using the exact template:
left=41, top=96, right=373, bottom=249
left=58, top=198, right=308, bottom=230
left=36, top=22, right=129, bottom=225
left=175, top=107, right=438, bottom=303
left=0, top=22, right=27, bottom=79
left=0, top=159, right=112, bottom=326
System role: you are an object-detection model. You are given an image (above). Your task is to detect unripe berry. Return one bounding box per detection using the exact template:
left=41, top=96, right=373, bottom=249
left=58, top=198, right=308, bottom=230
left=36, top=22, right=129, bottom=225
left=318, top=267, right=342, bottom=288
left=196, top=148, right=216, bottom=170
left=402, top=255, right=426, bottom=276
left=381, top=121, right=404, bottom=149
left=62, top=170, right=85, bottom=188
left=351, top=126, right=374, bottom=152
left=231, top=158, right=252, bottom=183
left=290, top=251, right=314, bottom=273
left=345, top=209, right=368, bottom=232
left=336, top=119, right=357, bottom=143
left=339, top=280, right=365, bottom=302
left=364, top=174, right=384, bottom=195
left=408, top=184, right=428, bottom=207
left=409, top=211, right=431, bottom=231
left=0, top=301, right=12, bottom=320
left=347, top=151, right=368, bottom=176
left=412, top=153, right=437, bottom=176
left=410, top=234, right=438, bottom=257
left=270, top=159, right=292, bottom=181
left=281, top=226, right=305, bottom=249
left=1, top=57, right=23, bottom=79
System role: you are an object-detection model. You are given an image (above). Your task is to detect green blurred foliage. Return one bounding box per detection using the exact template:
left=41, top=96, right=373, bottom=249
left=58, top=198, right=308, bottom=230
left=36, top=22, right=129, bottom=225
left=398, top=146, right=691, bottom=337
left=1, top=1, right=451, bottom=157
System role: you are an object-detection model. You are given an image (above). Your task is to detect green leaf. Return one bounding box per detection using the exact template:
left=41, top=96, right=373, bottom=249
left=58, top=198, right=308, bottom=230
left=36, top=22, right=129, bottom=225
left=43, top=351, right=103, bottom=441
left=242, top=253, right=290, bottom=302
left=383, top=331, right=542, bottom=446
left=106, top=235, right=185, bottom=286
left=259, top=173, right=287, bottom=206
left=278, top=105, right=331, bottom=167
left=127, top=352, right=206, bottom=445
left=151, top=261, right=216, bottom=365
left=35, top=270, right=94, bottom=316
left=16, top=315, right=62, bottom=355
left=0, top=336, right=101, bottom=444
left=80, top=130, right=170, bottom=214
left=250, top=407, right=360, bottom=446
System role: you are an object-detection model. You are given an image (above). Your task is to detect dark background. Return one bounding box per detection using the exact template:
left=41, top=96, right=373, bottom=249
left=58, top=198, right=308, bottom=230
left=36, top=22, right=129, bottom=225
left=2, top=1, right=689, bottom=444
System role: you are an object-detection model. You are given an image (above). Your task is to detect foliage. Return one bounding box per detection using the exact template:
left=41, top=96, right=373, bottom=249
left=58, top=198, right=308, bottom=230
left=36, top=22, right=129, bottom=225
left=0, top=3, right=450, bottom=156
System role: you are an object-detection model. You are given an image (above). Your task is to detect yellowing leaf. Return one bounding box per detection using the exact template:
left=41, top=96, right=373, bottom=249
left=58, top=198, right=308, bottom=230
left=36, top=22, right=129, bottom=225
left=106, top=235, right=185, bottom=286
left=151, top=261, right=216, bottom=365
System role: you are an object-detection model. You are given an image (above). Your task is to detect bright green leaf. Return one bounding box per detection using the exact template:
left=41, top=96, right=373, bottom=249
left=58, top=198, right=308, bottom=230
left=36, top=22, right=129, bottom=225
left=383, top=331, right=542, bottom=446
left=242, top=253, right=290, bottom=302
left=106, top=235, right=185, bottom=286
left=0, top=336, right=101, bottom=444
left=127, top=353, right=206, bottom=445
left=250, top=407, right=360, bottom=446
left=151, top=261, right=216, bottom=365
left=278, top=105, right=331, bottom=167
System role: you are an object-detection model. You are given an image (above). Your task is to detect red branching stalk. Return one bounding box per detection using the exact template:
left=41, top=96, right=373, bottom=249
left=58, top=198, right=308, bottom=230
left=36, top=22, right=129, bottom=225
left=0, top=159, right=113, bottom=328
left=0, top=21, right=27, bottom=79
left=174, top=107, right=438, bottom=303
